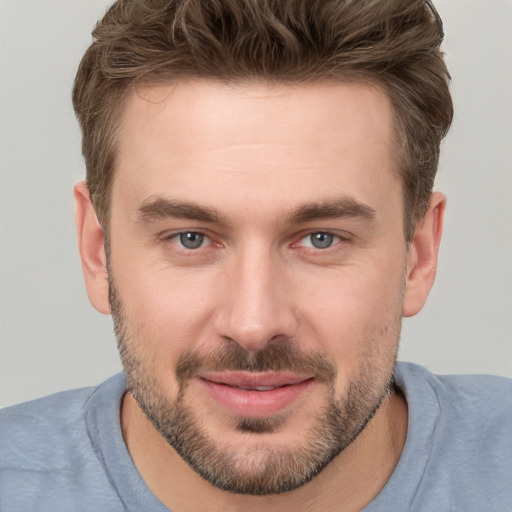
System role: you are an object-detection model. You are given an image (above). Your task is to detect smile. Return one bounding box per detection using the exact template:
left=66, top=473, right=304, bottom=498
left=196, top=372, right=315, bottom=417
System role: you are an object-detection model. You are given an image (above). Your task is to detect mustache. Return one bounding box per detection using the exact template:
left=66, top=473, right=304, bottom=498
left=175, top=340, right=337, bottom=386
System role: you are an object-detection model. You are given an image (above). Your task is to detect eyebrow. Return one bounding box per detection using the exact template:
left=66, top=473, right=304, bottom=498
left=136, top=197, right=225, bottom=224
left=286, top=196, right=376, bottom=224
left=135, top=195, right=376, bottom=226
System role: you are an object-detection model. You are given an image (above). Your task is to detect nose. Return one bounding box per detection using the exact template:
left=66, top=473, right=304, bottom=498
left=213, top=244, right=298, bottom=352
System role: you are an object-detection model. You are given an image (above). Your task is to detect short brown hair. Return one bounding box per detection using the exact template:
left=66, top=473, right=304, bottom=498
left=73, top=0, right=453, bottom=241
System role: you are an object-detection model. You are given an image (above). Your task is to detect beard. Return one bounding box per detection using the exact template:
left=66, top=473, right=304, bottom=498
left=109, top=277, right=399, bottom=496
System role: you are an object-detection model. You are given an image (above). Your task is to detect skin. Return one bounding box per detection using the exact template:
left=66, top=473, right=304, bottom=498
left=75, top=80, right=445, bottom=511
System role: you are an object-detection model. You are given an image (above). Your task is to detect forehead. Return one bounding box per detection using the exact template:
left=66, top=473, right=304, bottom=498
left=114, top=79, right=400, bottom=221
left=119, top=79, right=395, bottom=153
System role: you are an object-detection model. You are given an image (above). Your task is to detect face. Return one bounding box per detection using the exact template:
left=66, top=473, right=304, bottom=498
left=107, top=80, right=408, bottom=494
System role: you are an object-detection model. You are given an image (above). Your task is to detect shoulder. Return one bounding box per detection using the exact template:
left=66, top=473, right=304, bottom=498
left=0, top=375, right=127, bottom=511
left=0, top=384, right=99, bottom=471
left=0, top=374, right=126, bottom=471
left=395, top=361, right=512, bottom=421
left=392, top=362, right=512, bottom=510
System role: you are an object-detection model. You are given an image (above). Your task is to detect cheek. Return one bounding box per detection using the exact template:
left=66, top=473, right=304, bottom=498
left=295, top=260, right=405, bottom=362
left=111, top=259, right=220, bottom=367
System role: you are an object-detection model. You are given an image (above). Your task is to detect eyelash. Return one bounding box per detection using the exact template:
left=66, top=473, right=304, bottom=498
left=295, top=232, right=345, bottom=250
left=162, top=230, right=348, bottom=253
left=166, top=231, right=213, bottom=250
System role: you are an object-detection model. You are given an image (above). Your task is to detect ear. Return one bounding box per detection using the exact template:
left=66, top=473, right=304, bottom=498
left=74, top=181, right=111, bottom=314
left=402, top=192, right=446, bottom=317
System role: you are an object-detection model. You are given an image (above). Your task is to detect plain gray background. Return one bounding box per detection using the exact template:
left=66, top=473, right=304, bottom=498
left=1, top=0, right=511, bottom=407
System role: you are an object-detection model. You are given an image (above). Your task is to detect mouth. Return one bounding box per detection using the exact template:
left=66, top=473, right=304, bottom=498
left=196, top=371, right=315, bottom=418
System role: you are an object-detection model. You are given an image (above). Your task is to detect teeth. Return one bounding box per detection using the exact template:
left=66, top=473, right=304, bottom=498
left=237, top=385, right=277, bottom=391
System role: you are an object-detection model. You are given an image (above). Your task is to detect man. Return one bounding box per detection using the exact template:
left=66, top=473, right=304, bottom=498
left=1, top=0, right=510, bottom=510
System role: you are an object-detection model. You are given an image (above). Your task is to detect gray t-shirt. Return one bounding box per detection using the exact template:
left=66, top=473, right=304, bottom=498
left=1, top=362, right=511, bottom=511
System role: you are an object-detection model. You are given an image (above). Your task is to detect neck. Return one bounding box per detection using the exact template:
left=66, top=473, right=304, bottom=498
left=121, top=387, right=407, bottom=512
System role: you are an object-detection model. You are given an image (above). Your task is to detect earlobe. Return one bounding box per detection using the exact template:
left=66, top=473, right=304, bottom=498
left=402, top=192, right=446, bottom=318
left=74, top=181, right=111, bottom=315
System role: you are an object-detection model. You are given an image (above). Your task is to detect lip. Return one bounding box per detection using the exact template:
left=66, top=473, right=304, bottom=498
left=196, top=371, right=315, bottom=418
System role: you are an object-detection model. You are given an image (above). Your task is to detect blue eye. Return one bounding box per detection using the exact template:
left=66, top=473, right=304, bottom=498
left=301, top=232, right=338, bottom=249
left=177, top=232, right=207, bottom=249
left=310, top=233, right=334, bottom=249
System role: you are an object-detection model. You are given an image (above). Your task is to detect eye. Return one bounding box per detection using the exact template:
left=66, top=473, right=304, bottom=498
left=299, top=232, right=340, bottom=249
left=174, top=232, right=210, bottom=250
